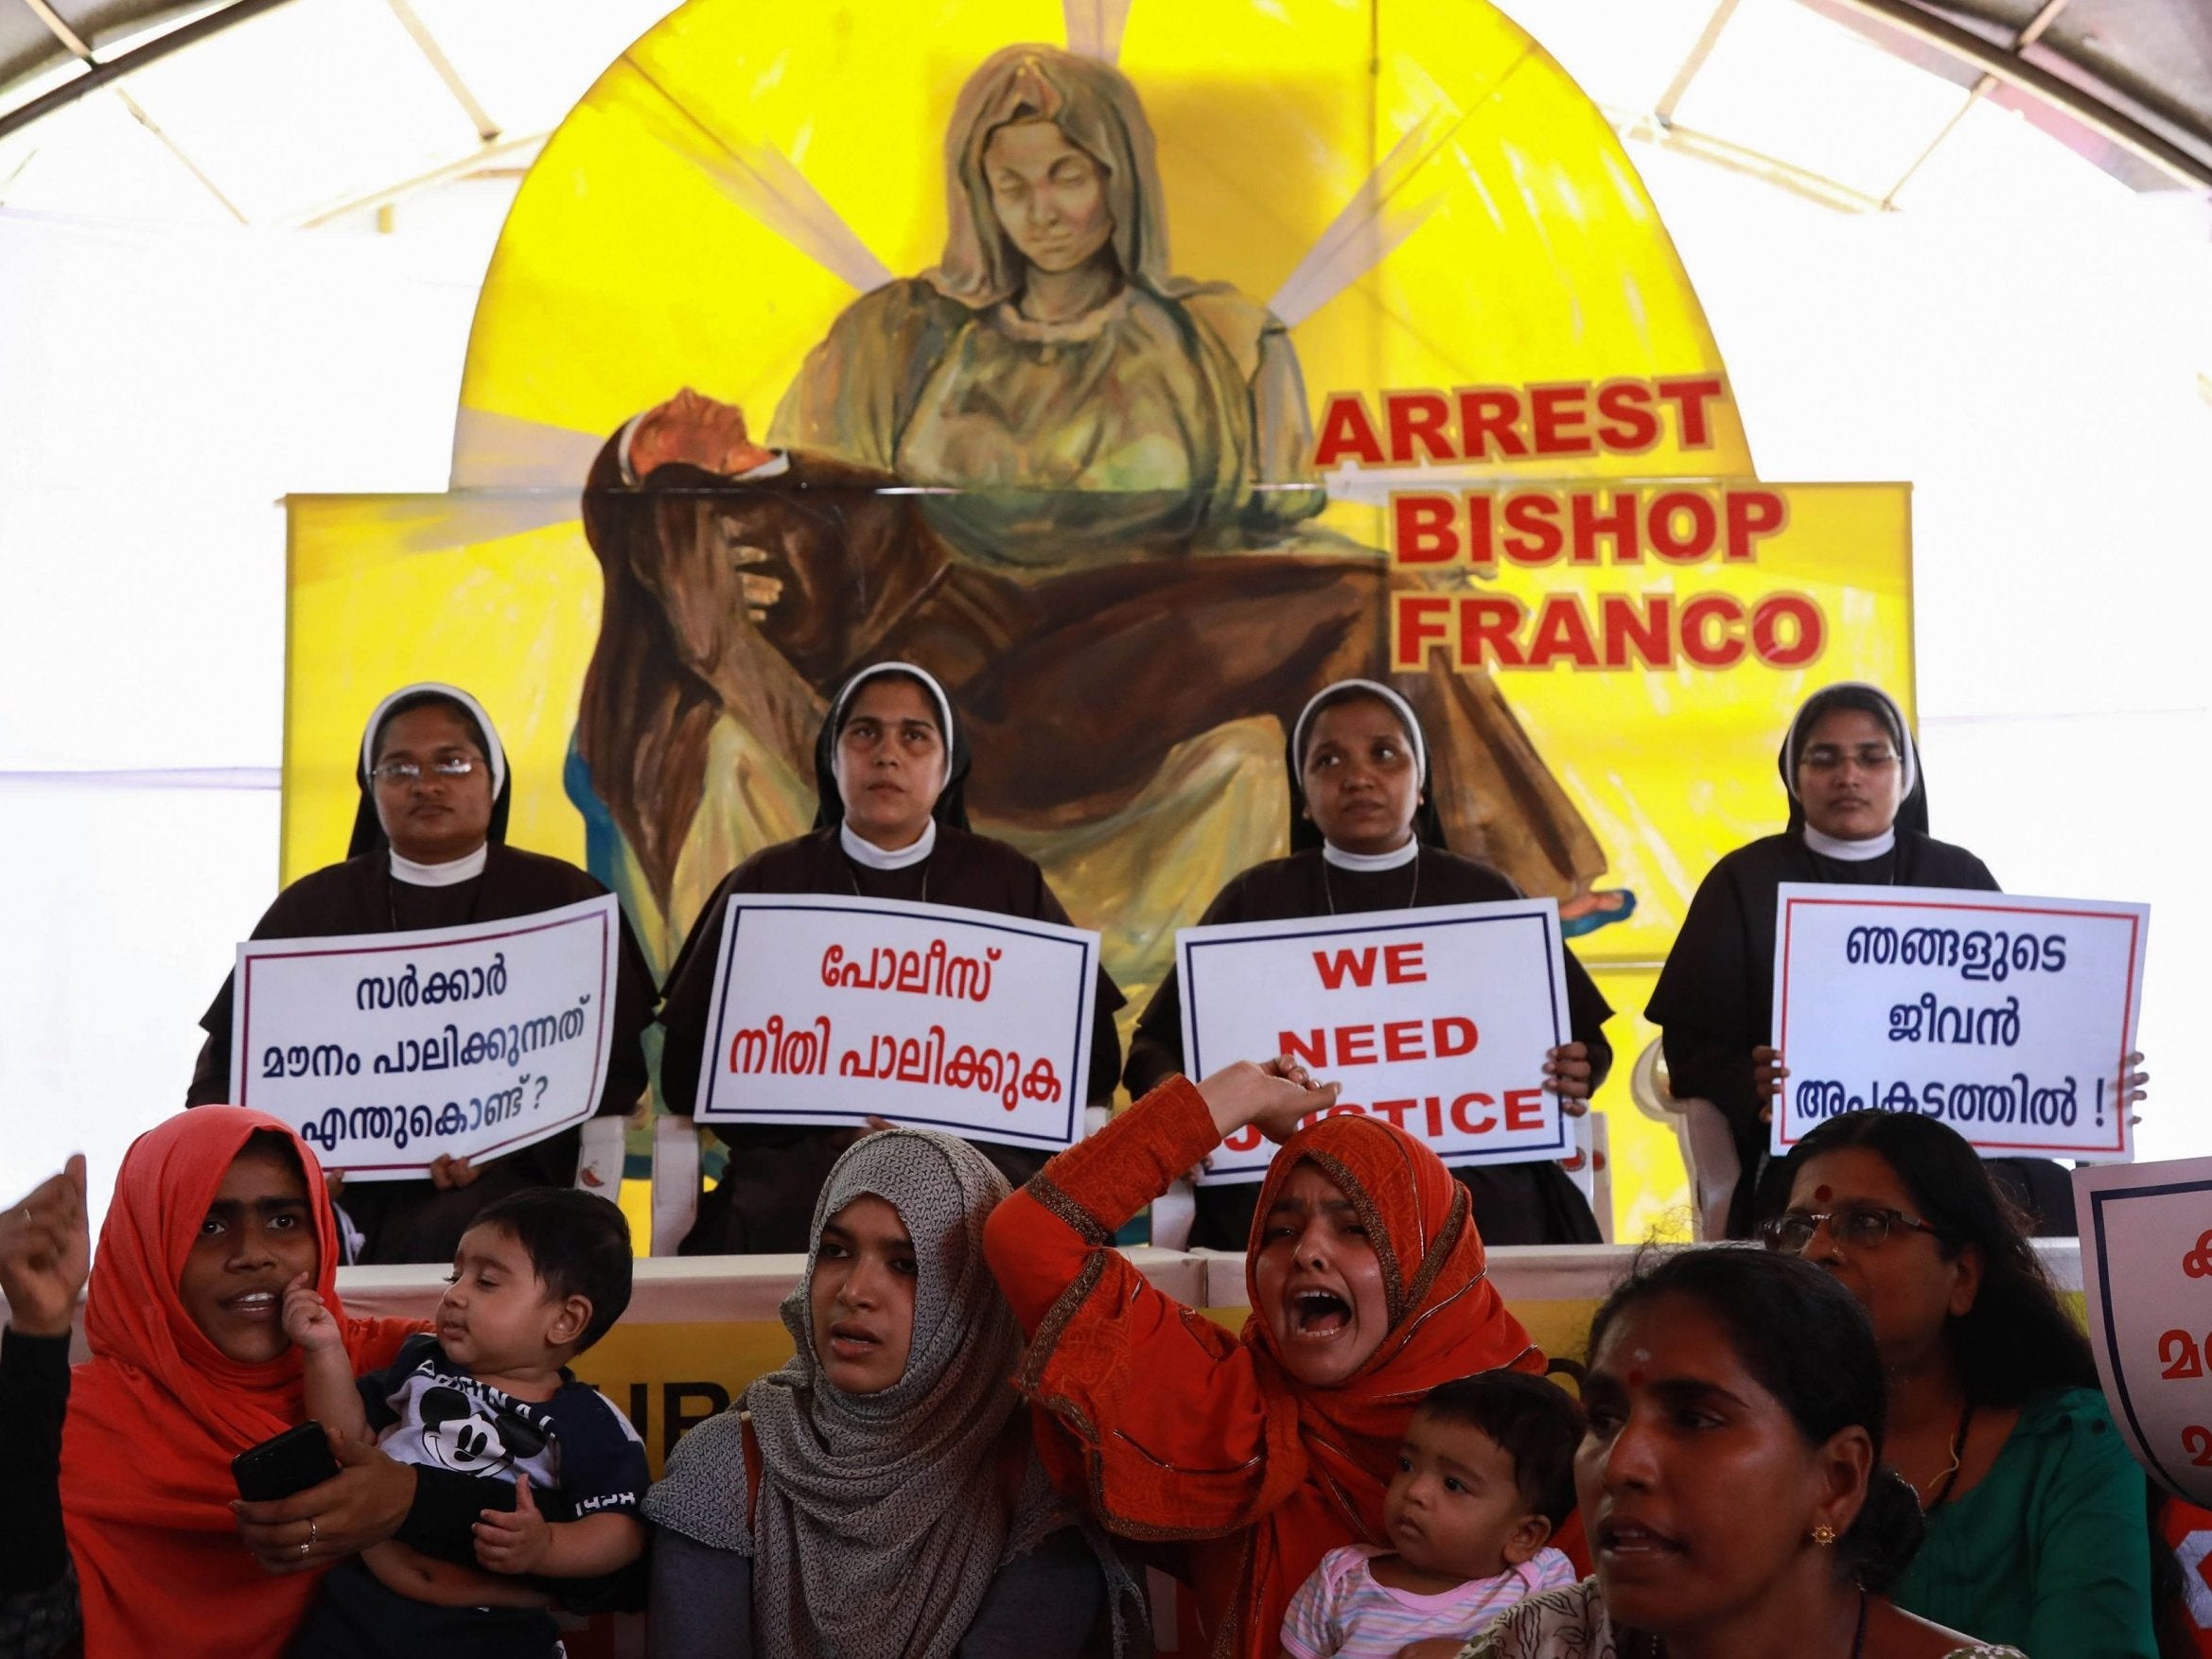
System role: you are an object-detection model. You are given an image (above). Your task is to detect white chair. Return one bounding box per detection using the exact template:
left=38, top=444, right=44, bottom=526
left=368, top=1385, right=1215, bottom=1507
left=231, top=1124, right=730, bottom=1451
left=1628, top=1037, right=1738, bottom=1241
left=575, top=1114, right=628, bottom=1197
left=651, top=1115, right=703, bottom=1255
left=1558, top=1109, right=1614, bottom=1242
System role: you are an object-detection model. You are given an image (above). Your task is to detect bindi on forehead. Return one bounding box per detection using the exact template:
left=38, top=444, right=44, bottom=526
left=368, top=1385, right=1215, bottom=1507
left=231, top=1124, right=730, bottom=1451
left=1814, top=1184, right=1833, bottom=1204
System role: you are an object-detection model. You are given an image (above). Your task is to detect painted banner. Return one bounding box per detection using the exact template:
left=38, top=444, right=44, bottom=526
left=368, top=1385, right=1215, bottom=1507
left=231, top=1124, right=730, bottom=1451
left=280, top=0, right=1923, bottom=1236
left=1770, top=885, right=2147, bottom=1161
left=2076, top=1157, right=2212, bottom=1507
left=695, top=893, right=1097, bottom=1150
left=1178, top=899, right=1571, bottom=1183
left=229, top=895, right=619, bottom=1178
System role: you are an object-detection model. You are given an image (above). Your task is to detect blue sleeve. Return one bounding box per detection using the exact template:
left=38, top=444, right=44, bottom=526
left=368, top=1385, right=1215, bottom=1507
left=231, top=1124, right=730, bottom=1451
left=548, top=1385, right=651, bottom=1519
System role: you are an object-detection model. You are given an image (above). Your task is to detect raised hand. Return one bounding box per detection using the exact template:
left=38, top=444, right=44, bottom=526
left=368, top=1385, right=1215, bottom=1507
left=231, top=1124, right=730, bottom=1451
left=0, top=1155, right=89, bottom=1339
left=281, top=1271, right=343, bottom=1354
left=1197, top=1057, right=1342, bottom=1147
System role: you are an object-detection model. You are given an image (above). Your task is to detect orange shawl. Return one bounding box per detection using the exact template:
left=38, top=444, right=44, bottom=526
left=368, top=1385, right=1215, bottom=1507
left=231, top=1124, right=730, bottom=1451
left=59, top=1108, right=415, bottom=1658
left=987, top=1079, right=1543, bottom=1658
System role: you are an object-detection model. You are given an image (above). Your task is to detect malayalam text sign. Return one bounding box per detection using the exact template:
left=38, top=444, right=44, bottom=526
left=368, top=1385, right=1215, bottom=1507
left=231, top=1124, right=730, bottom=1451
left=697, top=894, right=1097, bottom=1151
left=1771, top=885, right=2146, bottom=1161
left=231, top=895, right=618, bottom=1179
left=2077, top=1157, right=2212, bottom=1507
left=1178, top=899, right=1571, bottom=1184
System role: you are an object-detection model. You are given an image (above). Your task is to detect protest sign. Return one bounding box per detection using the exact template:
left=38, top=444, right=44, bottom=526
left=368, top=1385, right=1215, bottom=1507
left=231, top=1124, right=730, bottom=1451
left=1178, top=899, right=1571, bottom=1184
left=230, top=895, right=619, bottom=1178
left=1770, top=886, right=2146, bottom=1161
left=2077, top=1157, right=2212, bottom=1507
left=697, top=894, right=1097, bottom=1150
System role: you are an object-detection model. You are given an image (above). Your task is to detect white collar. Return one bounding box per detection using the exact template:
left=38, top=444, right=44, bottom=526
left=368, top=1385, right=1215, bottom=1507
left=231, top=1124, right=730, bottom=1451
left=389, top=844, right=489, bottom=886
left=1322, top=836, right=1420, bottom=872
left=1803, top=825, right=1896, bottom=862
left=841, top=817, right=937, bottom=870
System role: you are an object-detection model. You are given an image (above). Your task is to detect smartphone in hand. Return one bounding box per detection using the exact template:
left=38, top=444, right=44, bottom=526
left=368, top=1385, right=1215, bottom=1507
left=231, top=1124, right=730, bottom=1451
left=232, top=1422, right=341, bottom=1502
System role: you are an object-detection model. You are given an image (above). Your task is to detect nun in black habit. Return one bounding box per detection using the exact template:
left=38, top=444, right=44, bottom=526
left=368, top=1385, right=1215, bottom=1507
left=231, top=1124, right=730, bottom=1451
left=656, top=661, right=1127, bottom=1254
left=1122, top=678, right=1615, bottom=1249
left=186, top=683, right=656, bottom=1263
left=1646, top=680, right=2094, bottom=1238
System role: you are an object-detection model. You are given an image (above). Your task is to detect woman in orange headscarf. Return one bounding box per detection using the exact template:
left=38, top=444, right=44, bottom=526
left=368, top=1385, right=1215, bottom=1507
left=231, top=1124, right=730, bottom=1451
left=983, top=1061, right=1547, bottom=1659
left=0, top=1109, right=498, bottom=1658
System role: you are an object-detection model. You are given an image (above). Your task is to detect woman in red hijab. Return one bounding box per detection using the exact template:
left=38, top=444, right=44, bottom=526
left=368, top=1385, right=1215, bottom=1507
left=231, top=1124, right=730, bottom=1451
left=984, top=1061, right=1547, bottom=1659
left=0, top=1109, right=498, bottom=1658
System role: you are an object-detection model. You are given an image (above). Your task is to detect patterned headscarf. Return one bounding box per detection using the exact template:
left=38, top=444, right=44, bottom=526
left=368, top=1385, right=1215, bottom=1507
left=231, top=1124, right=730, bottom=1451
left=649, top=1129, right=1057, bottom=1659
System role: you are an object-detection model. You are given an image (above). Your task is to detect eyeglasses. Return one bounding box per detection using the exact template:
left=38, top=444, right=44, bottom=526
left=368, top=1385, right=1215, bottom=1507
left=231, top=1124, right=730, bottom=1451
left=371, top=757, right=479, bottom=783
left=1759, top=1203, right=1940, bottom=1255
left=1799, top=744, right=1899, bottom=774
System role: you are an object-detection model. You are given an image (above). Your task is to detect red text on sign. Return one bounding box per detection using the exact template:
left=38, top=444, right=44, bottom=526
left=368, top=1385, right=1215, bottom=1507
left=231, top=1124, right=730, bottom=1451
left=1311, top=942, right=1428, bottom=989
left=1279, top=1018, right=1479, bottom=1069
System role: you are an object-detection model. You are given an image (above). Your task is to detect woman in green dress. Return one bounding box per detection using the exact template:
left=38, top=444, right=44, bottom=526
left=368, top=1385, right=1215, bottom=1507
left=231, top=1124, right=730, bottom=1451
left=1764, top=1109, right=2159, bottom=1656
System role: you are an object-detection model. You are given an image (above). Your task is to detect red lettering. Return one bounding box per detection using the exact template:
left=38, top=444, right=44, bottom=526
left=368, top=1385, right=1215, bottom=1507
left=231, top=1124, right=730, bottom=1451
left=1435, top=1017, right=1479, bottom=1057
left=1313, top=393, right=1385, bottom=467
left=1655, top=375, right=1724, bottom=447
left=1394, top=594, right=1452, bottom=669
left=1650, top=491, right=1718, bottom=562
left=1338, top=1026, right=1377, bottom=1065
left=1393, top=494, right=1460, bottom=564
left=1501, top=494, right=1563, bottom=565
left=1370, top=1097, right=1416, bottom=1129
left=1593, top=379, right=1660, bottom=450
left=1599, top=592, right=1673, bottom=669
left=1571, top=491, right=1640, bottom=565
left=1528, top=384, right=1593, bottom=455
left=1725, top=489, right=1786, bottom=561
left=1280, top=1028, right=1327, bottom=1069
left=1466, top=494, right=1497, bottom=571
left=1387, top=392, right=1453, bottom=463
left=1450, top=1092, right=1498, bottom=1134
left=1456, top=387, right=1528, bottom=459
left=1423, top=1096, right=1444, bottom=1137
left=1753, top=593, right=1823, bottom=667
left=1311, top=947, right=1378, bottom=990
left=1382, top=1020, right=1425, bottom=1062
left=1458, top=595, right=1527, bottom=668
left=1505, top=1088, right=1546, bottom=1131
left=1526, top=595, right=1600, bottom=669
left=1382, top=942, right=1426, bottom=983
left=1225, top=1125, right=1262, bottom=1151
left=1680, top=593, right=1746, bottom=668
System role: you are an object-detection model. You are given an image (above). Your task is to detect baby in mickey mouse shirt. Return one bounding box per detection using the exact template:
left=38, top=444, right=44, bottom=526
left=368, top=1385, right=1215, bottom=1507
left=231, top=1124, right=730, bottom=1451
left=284, top=1187, right=649, bottom=1655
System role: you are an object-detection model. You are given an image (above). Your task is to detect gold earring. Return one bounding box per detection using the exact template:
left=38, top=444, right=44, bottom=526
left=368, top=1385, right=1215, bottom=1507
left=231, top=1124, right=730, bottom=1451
left=1810, top=1524, right=1838, bottom=1546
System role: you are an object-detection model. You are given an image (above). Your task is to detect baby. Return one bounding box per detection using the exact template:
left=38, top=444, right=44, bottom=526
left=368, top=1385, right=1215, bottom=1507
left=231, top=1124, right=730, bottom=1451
left=284, top=1187, right=650, bottom=1655
left=1280, top=1371, right=1583, bottom=1659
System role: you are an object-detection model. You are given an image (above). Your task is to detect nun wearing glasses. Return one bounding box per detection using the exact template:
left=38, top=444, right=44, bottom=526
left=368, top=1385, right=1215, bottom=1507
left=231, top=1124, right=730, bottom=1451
left=185, top=683, right=655, bottom=1264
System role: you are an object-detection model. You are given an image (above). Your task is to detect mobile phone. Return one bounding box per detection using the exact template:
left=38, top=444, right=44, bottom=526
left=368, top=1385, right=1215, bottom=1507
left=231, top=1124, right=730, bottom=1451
left=232, top=1422, right=342, bottom=1502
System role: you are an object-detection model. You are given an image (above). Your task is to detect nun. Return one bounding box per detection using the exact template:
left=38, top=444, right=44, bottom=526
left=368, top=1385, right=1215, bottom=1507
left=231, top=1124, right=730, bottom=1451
left=1647, top=680, right=2093, bottom=1236
left=656, top=661, right=1126, bottom=1253
left=185, top=683, right=656, bottom=1263
left=1121, top=677, right=1614, bottom=1249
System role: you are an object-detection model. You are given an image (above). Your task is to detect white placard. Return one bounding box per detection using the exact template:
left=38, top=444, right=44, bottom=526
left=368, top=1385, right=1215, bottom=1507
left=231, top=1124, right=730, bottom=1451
left=2076, top=1157, right=2212, bottom=1507
left=1177, top=899, right=1572, bottom=1184
left=1769, top=884, right=2147, bottom=1161
left=697, top=893, right=1097, bottom=1150
left=230, top=895, right=619, bottom=1179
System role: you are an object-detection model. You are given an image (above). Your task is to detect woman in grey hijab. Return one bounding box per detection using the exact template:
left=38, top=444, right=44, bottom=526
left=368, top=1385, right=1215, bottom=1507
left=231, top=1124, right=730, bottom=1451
left=643, top=1127, right=1145, bottom=1658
